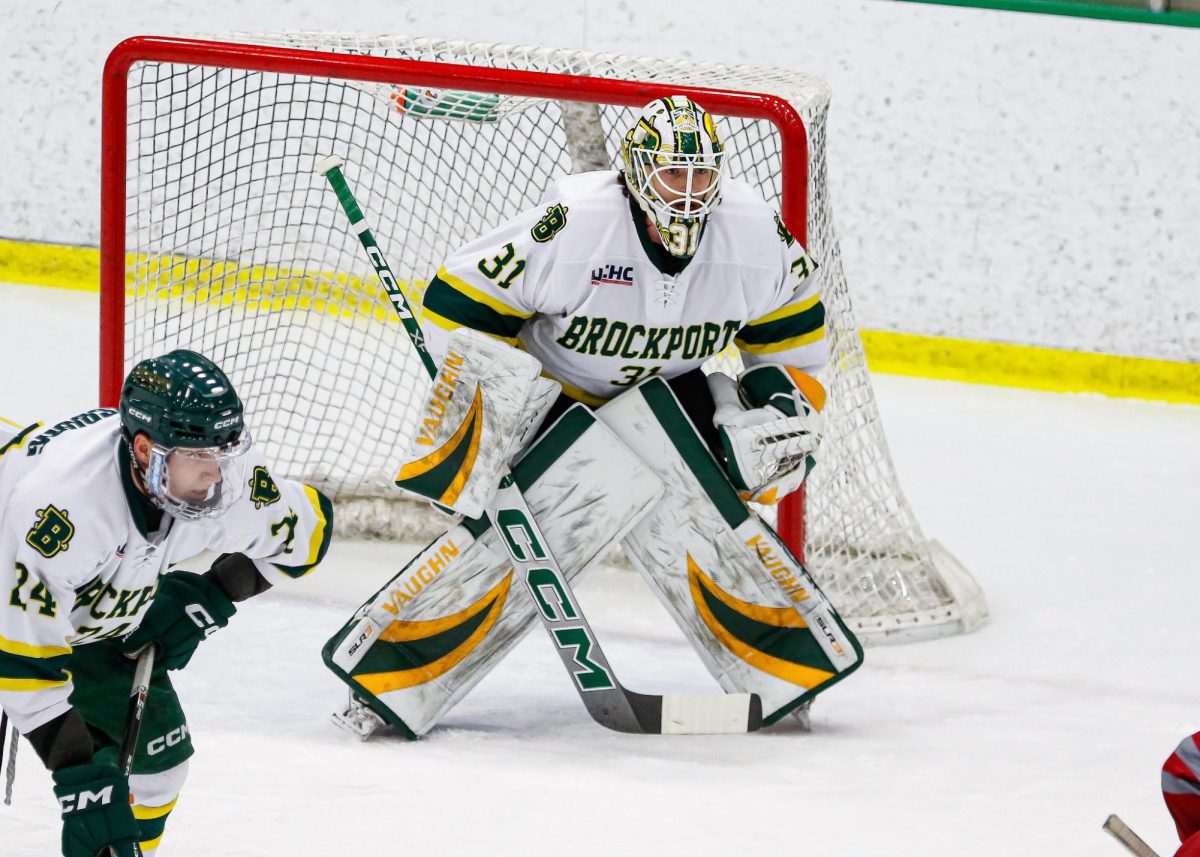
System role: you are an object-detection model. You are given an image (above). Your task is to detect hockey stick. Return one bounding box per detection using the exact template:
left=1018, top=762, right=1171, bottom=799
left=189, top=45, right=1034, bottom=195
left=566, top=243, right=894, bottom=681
left=1103, top=815, right=1162, bottom=857
left=117, top=646, right=155, bottom=777
left=111, top=646, right=155, bottom=857
left=0, top=709, right=13, bottom=806
left=316, top=156, right=762, bottom=734
left=2, top=722, right=14, bottom=806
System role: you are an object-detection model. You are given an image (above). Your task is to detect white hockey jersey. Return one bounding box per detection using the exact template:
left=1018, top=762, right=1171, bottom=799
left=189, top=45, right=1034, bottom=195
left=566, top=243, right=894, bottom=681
left=0, top=411, right=333, bottom=732
left=420, top=171, right=828, bottom=404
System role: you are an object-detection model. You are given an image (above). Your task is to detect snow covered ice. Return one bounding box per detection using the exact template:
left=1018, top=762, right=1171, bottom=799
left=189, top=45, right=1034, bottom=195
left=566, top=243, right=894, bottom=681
left=2, top=281, right=1198, bottom=856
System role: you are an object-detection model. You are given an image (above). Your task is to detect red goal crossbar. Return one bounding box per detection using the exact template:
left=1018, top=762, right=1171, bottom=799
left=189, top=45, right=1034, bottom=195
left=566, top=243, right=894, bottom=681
left=98, top=35, right=811, bottom=553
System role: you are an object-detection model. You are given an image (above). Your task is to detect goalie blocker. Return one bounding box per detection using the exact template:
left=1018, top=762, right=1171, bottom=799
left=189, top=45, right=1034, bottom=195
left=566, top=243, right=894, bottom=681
left=323, top=377, right=861, bottom=735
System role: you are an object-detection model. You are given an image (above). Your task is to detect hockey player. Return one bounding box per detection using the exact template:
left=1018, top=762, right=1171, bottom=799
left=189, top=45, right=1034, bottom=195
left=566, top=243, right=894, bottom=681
left=324, top=96, right=861, bottom=738
left=1165, top=733, right=1200, bottom=856
left=417, top=94, right=829, bottom=481
left=0, top=350, right=333, bottom=857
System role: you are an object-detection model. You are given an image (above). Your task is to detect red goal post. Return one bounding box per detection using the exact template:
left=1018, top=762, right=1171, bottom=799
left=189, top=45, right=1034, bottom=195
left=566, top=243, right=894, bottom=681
left=98, top=34, right=986, bottom=643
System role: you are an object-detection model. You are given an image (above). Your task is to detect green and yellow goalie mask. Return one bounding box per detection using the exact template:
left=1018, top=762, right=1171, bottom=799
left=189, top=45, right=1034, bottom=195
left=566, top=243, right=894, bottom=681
left=621, top=96, right=725, bottom=259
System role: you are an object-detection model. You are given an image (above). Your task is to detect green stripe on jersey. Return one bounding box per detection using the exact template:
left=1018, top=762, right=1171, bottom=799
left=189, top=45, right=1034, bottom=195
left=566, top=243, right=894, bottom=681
left=0, top=647, right=71, bottom=683
left=271, top=488, right=335, bottom=579
left=736, top=300, right=826, bottom=346
left=0, top=422, right=42, bottom=458
left=423, top=275, right=528, bottom=339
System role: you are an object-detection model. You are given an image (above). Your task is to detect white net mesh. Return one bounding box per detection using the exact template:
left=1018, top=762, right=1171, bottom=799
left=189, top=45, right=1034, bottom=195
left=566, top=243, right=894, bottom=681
left=113, top=33, right=986, bottom=643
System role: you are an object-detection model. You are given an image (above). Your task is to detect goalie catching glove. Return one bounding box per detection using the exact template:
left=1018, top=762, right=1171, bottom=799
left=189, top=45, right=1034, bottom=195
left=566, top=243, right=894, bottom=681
left=708, top=364, right=826, bottom=504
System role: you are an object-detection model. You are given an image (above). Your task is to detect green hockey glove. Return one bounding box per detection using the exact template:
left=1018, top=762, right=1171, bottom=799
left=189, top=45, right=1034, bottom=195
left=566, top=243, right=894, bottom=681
left=122, top=569, right=236, bottom=671
left=52, top=763, right=141, bottom=857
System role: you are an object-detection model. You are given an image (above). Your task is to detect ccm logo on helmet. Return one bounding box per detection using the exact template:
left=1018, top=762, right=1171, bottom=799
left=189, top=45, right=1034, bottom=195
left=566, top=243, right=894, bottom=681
left=58, top=785, right=114, bottom=812
left=147, top=724, right=190, bottom=756
left=126, top=407, right=153, bottom=423
left=213, top=416, right=241, bottom=430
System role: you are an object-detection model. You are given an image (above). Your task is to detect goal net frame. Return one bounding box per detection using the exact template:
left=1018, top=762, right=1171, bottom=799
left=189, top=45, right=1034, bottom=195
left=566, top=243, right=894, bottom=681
left=98, top=34, right=987, bottom=644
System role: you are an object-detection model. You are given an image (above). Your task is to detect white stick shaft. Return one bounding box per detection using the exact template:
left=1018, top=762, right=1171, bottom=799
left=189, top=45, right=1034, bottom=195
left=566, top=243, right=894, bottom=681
left=1103, top=814, right=1162, bottom=857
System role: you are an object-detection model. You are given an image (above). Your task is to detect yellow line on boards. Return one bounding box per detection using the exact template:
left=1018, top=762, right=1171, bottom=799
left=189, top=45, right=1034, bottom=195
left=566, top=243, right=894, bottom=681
left=1, top=238, right=1196, bottom=405
left=860, top=330, right=1200, bottom=406
left=0, top=238, right=100, bottom=292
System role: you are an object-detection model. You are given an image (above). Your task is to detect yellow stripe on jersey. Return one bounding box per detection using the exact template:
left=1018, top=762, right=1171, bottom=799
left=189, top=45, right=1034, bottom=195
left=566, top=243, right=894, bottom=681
left=0, top=676, right=70, bottom=692
left=0, top=633, right=71, bottom=660
left=735, top=327, right=826, bottom=356
left=437, top=268, right=533, bottom=322
left=296, top=485, right=331, bottom=573
left=270, top=486, right=333, bottom=580
left=420, top=304, right=464, bottom=332
left=745, top=291, right=821, bottom=327
left=544, top=372, right=607, bottom=407
left=422, top=268, right=531, bottom=341
left=0, top=421, right=44, bottom=458
left=736, top=290, right=826, bottom=357
left=420, top=303, right=522, bottom=347
left=0, top=415, right=23, bottom=428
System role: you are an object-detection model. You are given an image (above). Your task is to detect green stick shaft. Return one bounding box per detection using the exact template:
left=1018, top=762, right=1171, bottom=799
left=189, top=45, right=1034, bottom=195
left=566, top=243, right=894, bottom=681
left=315, top=156, right=437, bottom=379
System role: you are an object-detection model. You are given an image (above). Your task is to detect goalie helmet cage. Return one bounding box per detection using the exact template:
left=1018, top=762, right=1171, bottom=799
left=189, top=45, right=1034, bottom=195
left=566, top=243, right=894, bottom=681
left=99, top=34, right=987, bottom=644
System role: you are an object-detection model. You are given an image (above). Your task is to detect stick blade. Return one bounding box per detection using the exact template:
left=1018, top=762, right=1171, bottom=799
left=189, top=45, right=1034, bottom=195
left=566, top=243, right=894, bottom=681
left=659, top=693, right=763, bottom=735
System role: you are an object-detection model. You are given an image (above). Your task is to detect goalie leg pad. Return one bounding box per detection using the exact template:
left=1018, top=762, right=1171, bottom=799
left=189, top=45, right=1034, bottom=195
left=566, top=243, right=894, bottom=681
left=599, top=377, right=863, bottom=726
left=323, top=404, right=663, bottom=737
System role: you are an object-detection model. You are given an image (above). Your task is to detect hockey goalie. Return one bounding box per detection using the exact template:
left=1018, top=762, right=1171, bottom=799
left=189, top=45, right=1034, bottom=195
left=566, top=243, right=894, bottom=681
left=322, top=96, right=864, bottom=737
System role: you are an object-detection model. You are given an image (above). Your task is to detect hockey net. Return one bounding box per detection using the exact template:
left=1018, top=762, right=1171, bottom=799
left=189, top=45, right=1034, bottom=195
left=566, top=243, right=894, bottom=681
left=100, top=34, right=987, bottom=643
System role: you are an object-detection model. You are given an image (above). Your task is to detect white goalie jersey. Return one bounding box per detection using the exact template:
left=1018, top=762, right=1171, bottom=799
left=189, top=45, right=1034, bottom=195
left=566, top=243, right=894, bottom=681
left=0, top=411, right=333, bottom=733
left=419, top=171, right=829, bottom=404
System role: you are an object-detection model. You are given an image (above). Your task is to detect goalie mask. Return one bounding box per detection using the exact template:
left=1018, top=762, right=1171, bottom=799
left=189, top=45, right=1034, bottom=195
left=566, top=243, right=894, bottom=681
left=621, top=96, right=725, bottom=259
left=119, top=349, right=252, bottom=520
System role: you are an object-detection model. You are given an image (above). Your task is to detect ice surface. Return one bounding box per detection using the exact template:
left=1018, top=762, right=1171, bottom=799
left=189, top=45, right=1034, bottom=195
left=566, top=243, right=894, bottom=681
left=2, top=281, right=1198, bottom=856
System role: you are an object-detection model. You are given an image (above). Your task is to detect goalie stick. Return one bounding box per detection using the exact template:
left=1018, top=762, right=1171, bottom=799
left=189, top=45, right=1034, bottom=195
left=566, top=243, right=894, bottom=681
left=1103, top=815, right=1163, bottom=857
left=316, top=155, right=762, bottom=735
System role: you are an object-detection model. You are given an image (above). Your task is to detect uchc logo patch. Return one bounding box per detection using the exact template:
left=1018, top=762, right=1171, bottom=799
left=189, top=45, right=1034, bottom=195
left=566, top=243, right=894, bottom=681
left=590, top=265, right=635, bottom=287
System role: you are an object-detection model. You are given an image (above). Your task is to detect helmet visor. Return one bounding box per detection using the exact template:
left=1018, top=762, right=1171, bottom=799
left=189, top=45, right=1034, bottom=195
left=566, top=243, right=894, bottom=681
left=146, top=431, right=254, bottom=520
